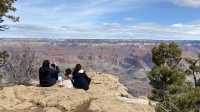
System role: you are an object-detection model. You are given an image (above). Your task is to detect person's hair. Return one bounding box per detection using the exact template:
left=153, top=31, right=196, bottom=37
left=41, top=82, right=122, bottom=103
left=75, top=64, right=82, bottom=70
left=73, top=64, right=82, bottom=75
left=65, top=68, right=72, bottom=76
left=42, top=60, right=50, bottom=68
left=51, top=64, right=56, bottom=68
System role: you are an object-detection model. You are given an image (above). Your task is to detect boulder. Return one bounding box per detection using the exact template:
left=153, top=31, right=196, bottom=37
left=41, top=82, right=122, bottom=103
left=0, top=72, right=154, bottom=112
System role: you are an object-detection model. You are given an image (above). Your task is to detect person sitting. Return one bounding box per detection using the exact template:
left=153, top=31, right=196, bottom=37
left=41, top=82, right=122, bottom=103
left=60, top=68, right=73, bottom=88
left=39, top=60, right=59, bottom=87
left=72, top=64, right=91, bottom=90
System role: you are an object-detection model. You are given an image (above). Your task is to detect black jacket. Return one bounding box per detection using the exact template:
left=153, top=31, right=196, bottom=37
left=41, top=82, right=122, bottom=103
left=39, top=66, right=59, bottom=87
left=51, top=66, right=60, bottom=81
left=72, top=72, right=91, bottom=90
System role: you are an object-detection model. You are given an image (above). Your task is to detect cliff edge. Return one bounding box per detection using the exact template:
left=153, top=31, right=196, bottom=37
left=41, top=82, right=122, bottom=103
left=0, top=72, right=155, bottom=112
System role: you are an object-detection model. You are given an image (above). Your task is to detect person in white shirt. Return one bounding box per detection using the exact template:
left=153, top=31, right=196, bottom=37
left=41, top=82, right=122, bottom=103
left=59, top=68, right=73, bottom=88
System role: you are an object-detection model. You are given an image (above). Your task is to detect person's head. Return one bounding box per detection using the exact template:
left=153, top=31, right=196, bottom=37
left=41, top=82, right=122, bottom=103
left=74, top=64, right=82, bottom=71
left=73, top=64, right=82, bottom=76
left=65, top=68, right=72, bottom=75
left=42, top=60, right=50, bottom=68
left=65, top=68, right=72, bottom=77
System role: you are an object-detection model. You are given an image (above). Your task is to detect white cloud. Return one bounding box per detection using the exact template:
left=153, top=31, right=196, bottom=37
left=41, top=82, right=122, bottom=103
left=172, top=23, right=184, bottom=27
left=1, top=22, right=200, bottom=40
left=11, top=0, right=141, bottom=26
left=172, top=0, right=200, bottom=8
left=2, top=0, right=200, bottom=40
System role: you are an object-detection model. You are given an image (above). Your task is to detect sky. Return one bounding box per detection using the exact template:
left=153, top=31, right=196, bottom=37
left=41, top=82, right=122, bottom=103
left=1, top=0, right=200, bottom=40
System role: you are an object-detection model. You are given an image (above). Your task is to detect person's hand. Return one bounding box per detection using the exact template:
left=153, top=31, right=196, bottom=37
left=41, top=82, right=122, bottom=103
left=52, top=59, right=57, bottom=65
left=54, top=61, right=57, bottom=65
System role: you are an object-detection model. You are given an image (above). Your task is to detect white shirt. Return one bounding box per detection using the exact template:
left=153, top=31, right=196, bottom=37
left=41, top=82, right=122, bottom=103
left=79, top=69, right=85, bottom=73
left=62, top=79, right=73, bottom=88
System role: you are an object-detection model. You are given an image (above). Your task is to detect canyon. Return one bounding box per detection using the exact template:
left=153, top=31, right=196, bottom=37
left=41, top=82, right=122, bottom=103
left=0, top=39, right=199, bottom=96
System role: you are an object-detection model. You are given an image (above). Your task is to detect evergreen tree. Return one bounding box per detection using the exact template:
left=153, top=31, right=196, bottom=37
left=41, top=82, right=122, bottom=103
left=156, top=86, right=200, bottom=112
left=0, top=0, right=19, bottom=31
left=148, top=42, right=200, bottom=112
left=152, top=42, right=182, bottom=67
left=148, top=66, right=186, bottom=102
left=185, top=54, right=200, bottom=87
left=149, top=42, right=185, bottom=101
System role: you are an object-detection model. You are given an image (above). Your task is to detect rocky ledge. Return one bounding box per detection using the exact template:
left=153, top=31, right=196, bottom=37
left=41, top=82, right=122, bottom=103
left=0, top=72, right=155, bottom=112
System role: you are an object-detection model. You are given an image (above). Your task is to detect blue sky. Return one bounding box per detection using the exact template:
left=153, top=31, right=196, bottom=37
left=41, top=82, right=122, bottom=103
left=1, top=0, right=200, bottom=40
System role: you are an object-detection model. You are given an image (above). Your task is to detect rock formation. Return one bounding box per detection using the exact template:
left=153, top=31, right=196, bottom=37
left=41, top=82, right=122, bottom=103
left=0, top=72, right=155, bottom=112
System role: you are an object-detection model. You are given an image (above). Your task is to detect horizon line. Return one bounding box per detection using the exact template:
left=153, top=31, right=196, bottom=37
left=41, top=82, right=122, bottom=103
left=0, top=37, right=200, bottom=41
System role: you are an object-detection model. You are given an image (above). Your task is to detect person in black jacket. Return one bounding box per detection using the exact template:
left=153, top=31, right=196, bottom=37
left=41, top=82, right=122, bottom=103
left=72, top=64, right=91, bottom=90
left=39, top=60, right=59, bottom=87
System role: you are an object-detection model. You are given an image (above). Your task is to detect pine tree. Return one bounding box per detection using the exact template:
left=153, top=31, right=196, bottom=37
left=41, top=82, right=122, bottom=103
left=148, top=42, right=200, bottom=112
left=152, top=42, right=182, bottom=67
left=148, top=65, right=186, bottom=102
left=185, top=54, right=200, bottom=87
left=149, top=42, right=185, bottom=101
left=0, top=0, right=19, bottom=31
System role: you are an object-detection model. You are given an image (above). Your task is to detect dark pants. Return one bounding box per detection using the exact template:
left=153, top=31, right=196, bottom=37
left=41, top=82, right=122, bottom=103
left=40, top=78, right=57, bottom=87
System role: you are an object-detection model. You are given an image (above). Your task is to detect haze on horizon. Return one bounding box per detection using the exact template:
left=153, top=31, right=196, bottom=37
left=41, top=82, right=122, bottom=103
left=1, top=0, right=200, bottom=40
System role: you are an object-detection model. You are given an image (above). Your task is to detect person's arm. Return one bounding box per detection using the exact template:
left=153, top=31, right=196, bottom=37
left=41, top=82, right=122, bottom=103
left=39, top=68, right=43, bottom=81
left=55, top=66, right=60, bottom=74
